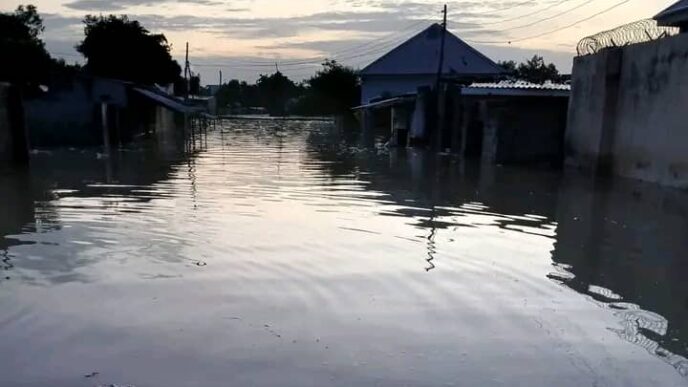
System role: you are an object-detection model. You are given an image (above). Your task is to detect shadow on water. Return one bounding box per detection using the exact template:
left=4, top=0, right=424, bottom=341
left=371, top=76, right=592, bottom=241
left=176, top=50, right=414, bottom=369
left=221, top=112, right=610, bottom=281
left=0, top=118, right=201, bottom=285
left=306, top=122, right=688, bottom=377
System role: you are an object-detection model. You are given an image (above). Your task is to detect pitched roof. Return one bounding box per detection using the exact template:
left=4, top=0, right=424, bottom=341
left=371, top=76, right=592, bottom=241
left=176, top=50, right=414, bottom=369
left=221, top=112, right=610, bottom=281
left=654, top=0, right=688, bottom=26
left=360, top=23, right=504, bottom=77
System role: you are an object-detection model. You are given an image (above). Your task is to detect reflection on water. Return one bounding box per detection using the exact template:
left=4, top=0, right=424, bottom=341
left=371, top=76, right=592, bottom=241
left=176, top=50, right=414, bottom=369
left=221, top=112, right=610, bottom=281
left=0, top=119, right=686, bottom=386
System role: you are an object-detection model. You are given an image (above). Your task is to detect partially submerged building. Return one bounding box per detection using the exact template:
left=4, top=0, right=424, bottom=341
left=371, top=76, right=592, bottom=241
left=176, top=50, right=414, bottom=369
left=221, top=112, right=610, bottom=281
left=460, top=82, right=570, bottom=165
left=359, top=24, right=504, bottom=104
left=25, top=75, right=199, bottom=147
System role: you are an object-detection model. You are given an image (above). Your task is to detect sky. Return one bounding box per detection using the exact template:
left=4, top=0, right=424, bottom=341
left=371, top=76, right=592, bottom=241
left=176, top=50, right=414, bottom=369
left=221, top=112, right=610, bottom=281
left=0, top=0, right=677, bottom=84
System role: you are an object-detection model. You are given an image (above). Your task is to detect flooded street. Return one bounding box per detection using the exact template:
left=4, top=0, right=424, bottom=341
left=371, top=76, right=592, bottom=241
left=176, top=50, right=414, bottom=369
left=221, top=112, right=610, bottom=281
left=0, top=119, right=686, bottom=387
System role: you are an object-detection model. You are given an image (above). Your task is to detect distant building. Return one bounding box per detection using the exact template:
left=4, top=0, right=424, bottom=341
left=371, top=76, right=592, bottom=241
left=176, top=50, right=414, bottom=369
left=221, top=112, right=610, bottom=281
left=205, top=85, right=221, bottom=96
left=655, top=0, right=688, bottom=31
left=359, top=23, right=504, bottom=104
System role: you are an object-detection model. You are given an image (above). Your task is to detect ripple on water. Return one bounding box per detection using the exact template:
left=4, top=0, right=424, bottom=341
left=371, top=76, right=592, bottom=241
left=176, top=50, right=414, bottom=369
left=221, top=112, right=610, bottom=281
left=0, top=119, right=686, bottom=386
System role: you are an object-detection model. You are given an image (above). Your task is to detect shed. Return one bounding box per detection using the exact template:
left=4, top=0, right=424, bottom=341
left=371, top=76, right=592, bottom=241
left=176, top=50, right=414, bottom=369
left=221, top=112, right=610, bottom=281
left=359, top=23, right=504, bottom=104
left=459, top=81, right=571, bottom=165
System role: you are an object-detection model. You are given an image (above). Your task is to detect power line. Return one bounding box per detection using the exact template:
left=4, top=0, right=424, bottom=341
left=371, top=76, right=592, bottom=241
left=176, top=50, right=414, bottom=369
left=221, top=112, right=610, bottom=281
left=480, top=0, right=572, bottom=25
left=191, top=18, right=431, bottom=68
left=452, top=0, right=596, bottom=32
left=468, top=0, right=632, bottom=44
left=489, top=0, right=545, bottom=13
left=191, top=19, right=432, bottom=70
left=498, top=0, right=598, bottom=31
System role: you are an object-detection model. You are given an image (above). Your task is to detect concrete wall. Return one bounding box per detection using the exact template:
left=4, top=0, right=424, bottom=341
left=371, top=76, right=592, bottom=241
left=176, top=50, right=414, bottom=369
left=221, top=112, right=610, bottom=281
left=566, top=33, right=688, bottom=188
left=361, top=74, right=435, bottom=104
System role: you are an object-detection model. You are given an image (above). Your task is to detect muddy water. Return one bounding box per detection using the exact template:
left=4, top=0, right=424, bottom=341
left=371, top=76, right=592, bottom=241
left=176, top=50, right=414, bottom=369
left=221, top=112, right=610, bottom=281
left=0, top=119, right=686, bottom=387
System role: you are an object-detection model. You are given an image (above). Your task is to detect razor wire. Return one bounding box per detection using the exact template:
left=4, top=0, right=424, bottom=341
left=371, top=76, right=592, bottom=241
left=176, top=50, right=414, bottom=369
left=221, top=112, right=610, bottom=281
left=576, top=19, right=679, bottom=56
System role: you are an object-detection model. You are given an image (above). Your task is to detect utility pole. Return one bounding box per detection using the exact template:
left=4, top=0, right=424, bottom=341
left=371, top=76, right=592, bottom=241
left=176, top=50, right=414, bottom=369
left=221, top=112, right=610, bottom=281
left=434, top=4, right=449, bottom=151
left=435, top=4, right=448, bottom=90
left=275, top=62, right=279, bottom=73
left=219, top=70, right=222, bottom=86
left=184, top=42, right=190, bottom=100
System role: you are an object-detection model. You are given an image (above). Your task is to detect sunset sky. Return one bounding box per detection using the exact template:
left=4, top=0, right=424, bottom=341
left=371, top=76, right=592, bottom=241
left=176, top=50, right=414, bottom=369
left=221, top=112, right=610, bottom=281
left=0, top=0, right=677, bottom=83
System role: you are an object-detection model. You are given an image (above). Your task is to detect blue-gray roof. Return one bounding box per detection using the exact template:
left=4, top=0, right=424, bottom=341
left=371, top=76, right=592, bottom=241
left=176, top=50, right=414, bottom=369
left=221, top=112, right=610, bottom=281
left=654, top=0, right=688, bottom=26
left=360, top=24, right=504, bottom=77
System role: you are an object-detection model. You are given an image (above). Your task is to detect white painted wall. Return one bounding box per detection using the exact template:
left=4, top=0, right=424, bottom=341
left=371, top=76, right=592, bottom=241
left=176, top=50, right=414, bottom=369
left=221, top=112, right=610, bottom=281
left=360, top=75, right=435, bottom=104
left=566, top=33, right=688, bottom=188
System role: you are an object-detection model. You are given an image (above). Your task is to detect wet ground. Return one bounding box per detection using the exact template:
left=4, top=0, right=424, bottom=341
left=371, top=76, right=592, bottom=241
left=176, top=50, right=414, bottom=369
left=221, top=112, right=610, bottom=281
left=0, top=119, right=686, bottom=386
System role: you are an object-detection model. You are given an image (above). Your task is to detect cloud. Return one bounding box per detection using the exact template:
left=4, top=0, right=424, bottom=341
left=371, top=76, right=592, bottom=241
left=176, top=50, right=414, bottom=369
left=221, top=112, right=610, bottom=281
left=43, top=0, right=576, bottom=83
left=64, top=0, right=247, bottom=12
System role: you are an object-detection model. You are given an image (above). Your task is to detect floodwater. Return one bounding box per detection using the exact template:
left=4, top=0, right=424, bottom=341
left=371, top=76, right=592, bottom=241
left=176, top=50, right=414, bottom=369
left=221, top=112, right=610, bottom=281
left=0, top=119, right=686, bottom=387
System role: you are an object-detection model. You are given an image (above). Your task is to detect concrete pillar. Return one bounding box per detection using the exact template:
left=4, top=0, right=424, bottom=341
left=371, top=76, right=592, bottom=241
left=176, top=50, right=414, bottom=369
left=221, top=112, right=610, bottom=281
left=101, top=101, right=111, bottom=155
left=390, top=105, right=409, bottom=147
left=0, top=83, right=29, bottom=165
left=410, top=87, right=431, bottom=145
left=459, top=100, right=472, bottom=159
left=450, top=87, right=463, bottom=154
left=434, top=83, right=447, bottom=151
left=479, top=100, right=498, bottom=165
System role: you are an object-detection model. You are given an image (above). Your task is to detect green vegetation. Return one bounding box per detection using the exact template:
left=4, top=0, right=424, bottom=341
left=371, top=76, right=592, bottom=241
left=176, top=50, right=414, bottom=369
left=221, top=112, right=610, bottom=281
left=76, top=15, right=182, bottom=86
left=214, top=60, right=360, bottom=116
left=0, top=5, right=53, bottom=89
left=498, top=55, right=563, bottom=84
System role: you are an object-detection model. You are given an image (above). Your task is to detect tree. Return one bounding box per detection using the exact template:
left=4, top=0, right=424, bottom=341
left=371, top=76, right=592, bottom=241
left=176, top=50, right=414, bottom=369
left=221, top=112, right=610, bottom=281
left=76, top=15, right=181, bottom=85
left=497, top=60, right=517, bottom=74
left=0, top=5, right=52, bottom=88
left=516, top=56, right=561, bottom=84
left=189, top=74, right=201, bottom=95
left=497, top=56, right=561, bottom=84
left=256, top=71, right=297, bottom=116
left=305, top=60, right=360, bottom=114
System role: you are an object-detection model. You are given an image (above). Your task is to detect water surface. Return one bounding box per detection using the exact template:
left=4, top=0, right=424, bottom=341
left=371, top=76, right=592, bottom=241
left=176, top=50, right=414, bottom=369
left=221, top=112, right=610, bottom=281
left=0, top=119, right=686, bottom=386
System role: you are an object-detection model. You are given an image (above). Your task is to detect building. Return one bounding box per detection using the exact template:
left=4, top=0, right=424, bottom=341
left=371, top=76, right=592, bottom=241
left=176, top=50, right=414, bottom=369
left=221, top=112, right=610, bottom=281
left=25, top=75, right=198, bottom=147
left=460, top=82, right=570, bottom=165
left=655, top=0, right=688, bottom=31
left=359, top=23, right=504, bottom=104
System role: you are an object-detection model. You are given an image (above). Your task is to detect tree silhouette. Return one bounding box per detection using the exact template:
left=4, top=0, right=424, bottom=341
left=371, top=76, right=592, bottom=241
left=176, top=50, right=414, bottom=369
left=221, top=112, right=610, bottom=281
left=497, top=56, right=561, bottom=84
left=0, top=5, right=52, bottom=88
left=306, top=60, right=360, bottom=114
left=517, top=55, right=561, bottom=84
left=497, top=60, right=517, bottom=74
left=256, top=71, right=297, bottom=116
left=76, top=15, right=181, bottom=85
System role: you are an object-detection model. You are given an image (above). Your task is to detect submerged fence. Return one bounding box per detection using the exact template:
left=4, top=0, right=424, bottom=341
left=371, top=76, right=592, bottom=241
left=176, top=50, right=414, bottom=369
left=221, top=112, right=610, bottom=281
left=577, top=19, right=679, bottom=56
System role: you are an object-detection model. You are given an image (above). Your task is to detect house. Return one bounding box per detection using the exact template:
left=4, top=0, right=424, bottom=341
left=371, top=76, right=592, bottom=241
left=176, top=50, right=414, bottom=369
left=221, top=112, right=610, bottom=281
left=359, top=23, right=504, bottom=104
left=655, top=0, right=688, bottom=31
left=25, top=75, right=199, bottom=147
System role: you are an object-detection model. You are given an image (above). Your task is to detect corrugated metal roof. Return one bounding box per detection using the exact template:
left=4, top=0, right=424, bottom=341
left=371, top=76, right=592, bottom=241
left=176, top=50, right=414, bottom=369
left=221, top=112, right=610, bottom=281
left=467, top=81, right=571, bottom=90
left=360, top=24, right=504, bottom=77
left=655, top=0, right=688, bottom=26
left=133, top=88, right=198, bottom=114
left=463, top=81, right=570, bottom=97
